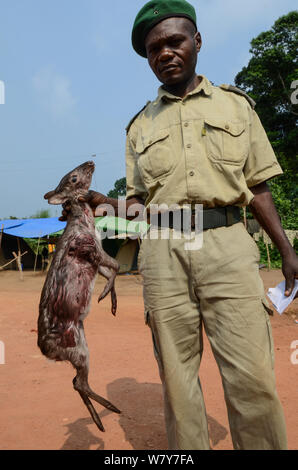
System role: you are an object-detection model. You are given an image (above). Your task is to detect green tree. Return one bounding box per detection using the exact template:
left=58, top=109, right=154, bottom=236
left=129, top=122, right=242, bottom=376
left=31, top=209, right=51, bottom=219
left=107, top=177, right=126, bottom=198
left=235, top=11, right=298, bottom=230
left=235, top=11, right=298, bottom=162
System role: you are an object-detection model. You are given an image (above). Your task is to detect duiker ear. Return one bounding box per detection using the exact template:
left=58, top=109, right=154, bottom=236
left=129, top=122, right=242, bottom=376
left=44, top=191, right=68, bottom=205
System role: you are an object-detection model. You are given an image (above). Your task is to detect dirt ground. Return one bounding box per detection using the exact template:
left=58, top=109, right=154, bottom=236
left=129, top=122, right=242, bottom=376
left=0, top=269, right=297, bottom=450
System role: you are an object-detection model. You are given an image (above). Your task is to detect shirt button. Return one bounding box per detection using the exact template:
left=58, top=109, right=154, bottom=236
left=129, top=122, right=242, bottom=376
left=184, top=122, right=189, bottom=127
left=187, top=144, right=192, bottom=149
left=189, top=171, right=195, bottom=177
left=225, top=124, right=230, bottom=130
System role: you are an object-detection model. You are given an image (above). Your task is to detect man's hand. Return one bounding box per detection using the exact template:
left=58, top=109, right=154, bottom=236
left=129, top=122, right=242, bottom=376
left=58, top=191, right=144, bottom=222
left=59, top=190, right=107, bottom=221
left=249, top=182, right=298, bottom=298
left=282, top=252, right=298, bottom=297
left=78, top=191, right=108, bottom=216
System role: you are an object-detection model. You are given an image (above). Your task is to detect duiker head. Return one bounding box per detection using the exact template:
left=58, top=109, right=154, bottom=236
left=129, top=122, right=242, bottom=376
left=44, top=161, right=95, bottom=205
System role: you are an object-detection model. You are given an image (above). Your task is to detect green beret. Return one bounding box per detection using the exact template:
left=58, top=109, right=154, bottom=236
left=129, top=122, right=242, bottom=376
left=132, top=0, right=197, bottom=58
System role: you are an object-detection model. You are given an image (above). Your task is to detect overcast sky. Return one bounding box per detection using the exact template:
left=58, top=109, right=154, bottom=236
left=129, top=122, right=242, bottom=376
left=0, top=0, right=297, bottom=219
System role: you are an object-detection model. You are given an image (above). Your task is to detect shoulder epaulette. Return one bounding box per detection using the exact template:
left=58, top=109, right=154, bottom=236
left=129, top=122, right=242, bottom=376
left=126, top=101, right=151, bottom=134
left=219, top=84, right=256, bottom=109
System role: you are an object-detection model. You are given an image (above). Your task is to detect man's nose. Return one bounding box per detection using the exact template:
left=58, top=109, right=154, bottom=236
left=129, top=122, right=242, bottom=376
left=159, top=47, right=175, bottom=61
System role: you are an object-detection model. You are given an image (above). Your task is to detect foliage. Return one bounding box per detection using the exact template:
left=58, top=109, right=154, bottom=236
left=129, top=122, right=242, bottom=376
left=257, top=239, right=283, bottom=269
left=24, top=238, right=47, bottom=255
left=107, top=177, right=126, bottom=198
left=31, top=209, right=51, bottom=219
left=235, top=11, right=298, bottom=161
left=235, top=11, right=298, bottom=229
left=268, top=176, right=298, bottom=230
left=257, top=238, right=298, bottom=269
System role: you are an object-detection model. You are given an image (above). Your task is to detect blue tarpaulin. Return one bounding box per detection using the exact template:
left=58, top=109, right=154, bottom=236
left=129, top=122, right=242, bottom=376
left=0, top=218, right=66, bottom=238
left=0, top=220, right=24, bottom=230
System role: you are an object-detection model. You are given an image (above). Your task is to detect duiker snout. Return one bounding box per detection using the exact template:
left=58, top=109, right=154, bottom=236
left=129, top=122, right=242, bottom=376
left=44, top=161, right=95, bottom=205
left=81, top=161, right=95, bottom=171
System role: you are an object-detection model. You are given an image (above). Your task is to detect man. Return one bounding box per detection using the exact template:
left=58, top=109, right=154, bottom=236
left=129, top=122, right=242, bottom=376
left=62, top=0, right=297, bottom=450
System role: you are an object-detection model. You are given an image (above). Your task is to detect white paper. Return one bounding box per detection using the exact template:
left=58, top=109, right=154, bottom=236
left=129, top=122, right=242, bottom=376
left=267, top=280, right=298, bottom=315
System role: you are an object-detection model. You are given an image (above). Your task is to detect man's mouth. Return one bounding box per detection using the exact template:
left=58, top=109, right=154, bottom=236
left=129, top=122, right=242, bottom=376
left=160, top=64, right=180, bottom=74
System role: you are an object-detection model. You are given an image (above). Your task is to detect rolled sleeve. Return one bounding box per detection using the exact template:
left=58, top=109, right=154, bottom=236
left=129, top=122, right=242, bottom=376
left=244, top=110, right=283, bottom=188
left=126, top=133, right=148, bottom=201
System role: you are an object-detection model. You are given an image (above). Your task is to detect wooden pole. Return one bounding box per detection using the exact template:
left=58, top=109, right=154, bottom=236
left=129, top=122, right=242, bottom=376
left=0, top=251, right=27, bottom=270
left=12, top=250, right=23, bottom=281
left=17, top=237, right=24, bottom=280
left=0, top=224, right=4, bottom=250
left=17, top=237, right=21, bottom=260
left=34, top=236, right=41, bottom=273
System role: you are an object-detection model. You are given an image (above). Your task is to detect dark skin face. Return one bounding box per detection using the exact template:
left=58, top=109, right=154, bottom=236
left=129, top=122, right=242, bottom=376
left=145, top=17, right=202, bottom=98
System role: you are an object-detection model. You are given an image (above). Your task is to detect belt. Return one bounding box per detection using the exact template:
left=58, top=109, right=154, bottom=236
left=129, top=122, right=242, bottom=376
left=149, top=206, right=241, bottom=231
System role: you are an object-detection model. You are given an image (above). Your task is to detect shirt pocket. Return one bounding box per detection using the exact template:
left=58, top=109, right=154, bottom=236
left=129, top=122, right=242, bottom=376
left=136, top=128, right=173, bottom=183
left=205, top=118, right=248, bottom=165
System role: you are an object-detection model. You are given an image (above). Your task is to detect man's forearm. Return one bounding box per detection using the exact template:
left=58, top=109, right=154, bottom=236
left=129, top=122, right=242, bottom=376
left=99, top=196, right=144, bottom=220
left=248, top=182, right=293, bottom=258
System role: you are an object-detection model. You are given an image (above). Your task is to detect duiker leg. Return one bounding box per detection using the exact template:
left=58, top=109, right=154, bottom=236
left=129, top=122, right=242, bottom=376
left=98, top=265, right=117, bottom=315
left=97, top=253, right=119, bottom=306
left=71, top=322, right=120, bottom=432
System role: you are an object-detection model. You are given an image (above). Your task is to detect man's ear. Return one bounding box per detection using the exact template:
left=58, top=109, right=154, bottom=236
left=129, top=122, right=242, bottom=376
left=195, top=31, right=202, bottom=53
left=44, top=191, right=68, bottom=205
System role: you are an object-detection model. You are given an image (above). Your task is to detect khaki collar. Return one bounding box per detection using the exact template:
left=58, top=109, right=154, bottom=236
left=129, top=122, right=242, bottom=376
left=156, top=75, right=213, bottom=104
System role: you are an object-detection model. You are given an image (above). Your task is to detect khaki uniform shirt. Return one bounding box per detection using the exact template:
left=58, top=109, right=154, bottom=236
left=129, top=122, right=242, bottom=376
left=126, top=75, right=283, bottom=209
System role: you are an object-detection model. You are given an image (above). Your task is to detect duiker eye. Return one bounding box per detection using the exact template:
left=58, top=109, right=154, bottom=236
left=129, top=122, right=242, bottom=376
left=72, top=176, right=77, bottom=183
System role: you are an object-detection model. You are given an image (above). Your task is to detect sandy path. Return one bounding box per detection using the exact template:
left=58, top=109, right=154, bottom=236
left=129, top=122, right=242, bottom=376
left=0, top=270, right=297, bottom=450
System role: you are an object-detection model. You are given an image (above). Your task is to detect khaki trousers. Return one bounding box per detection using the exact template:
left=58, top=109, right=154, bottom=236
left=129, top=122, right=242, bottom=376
left=138, top=222, right=287, bottom=450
